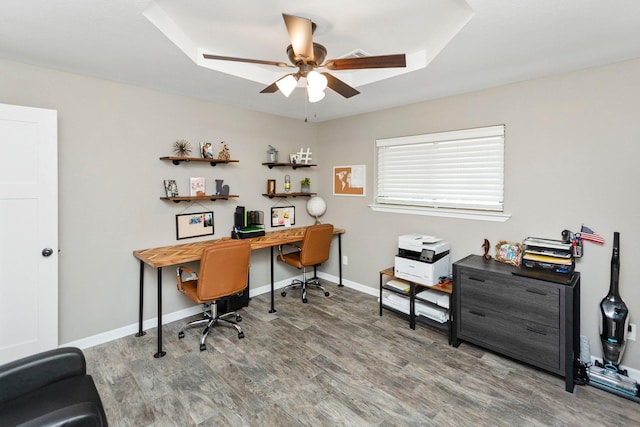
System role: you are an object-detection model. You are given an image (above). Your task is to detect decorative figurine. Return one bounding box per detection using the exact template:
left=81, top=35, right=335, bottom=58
left=217, top=141, right=230, bottom=160
left=172, top=139, right=192, bottom=157
left=482, top=239, right=491, bottom=260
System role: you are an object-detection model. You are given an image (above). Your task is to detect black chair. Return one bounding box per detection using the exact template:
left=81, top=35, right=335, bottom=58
left=0, top=347, right=108, bottom=426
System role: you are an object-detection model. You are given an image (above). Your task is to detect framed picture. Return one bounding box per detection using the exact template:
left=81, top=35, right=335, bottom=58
left=164, top=179, right=178, bottom=197
left=176, top=212, right=214, bottom=240
left=495, top=240, right=523, bottom=266
left=190, top=177, right=205, bottom=196
left=200, top=142, right=214, bottom=159
left=333, top=165, right=366, bottom=196
left=271, top=206, right=295, bottom=227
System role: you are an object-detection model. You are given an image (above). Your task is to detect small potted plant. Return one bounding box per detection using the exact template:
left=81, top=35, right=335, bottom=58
left=300, top=177, right=311, bottom=193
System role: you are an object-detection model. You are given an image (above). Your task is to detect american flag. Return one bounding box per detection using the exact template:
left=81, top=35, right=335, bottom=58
left=580, top=225, right=605, bottom=244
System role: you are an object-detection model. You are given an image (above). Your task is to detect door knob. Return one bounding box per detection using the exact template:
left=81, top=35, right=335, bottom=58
left=42, top=248, right=54, bottom=257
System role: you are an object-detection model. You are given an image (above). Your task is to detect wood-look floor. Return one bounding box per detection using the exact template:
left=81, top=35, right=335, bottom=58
left=84, top=284, right=639, bottom=426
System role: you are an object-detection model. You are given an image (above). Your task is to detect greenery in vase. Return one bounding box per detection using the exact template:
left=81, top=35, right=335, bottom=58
left=301, top=177, right=311, bottom=186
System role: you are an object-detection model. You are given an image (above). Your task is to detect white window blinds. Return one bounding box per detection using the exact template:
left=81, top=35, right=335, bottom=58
left=376, top=125, right=505, bottom=212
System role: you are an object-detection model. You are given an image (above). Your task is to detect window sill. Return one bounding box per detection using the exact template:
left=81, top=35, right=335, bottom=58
left=368, top=204, right=511, bottom=222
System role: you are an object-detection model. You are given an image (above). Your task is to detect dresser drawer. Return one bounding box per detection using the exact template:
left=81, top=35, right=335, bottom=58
left=459, top=304, right=560, bottom=371
left=458, top=268, right=559, bottom=328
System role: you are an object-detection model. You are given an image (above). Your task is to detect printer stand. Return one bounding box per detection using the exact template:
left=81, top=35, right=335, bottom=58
left=379, top=268, right=452, bottom=344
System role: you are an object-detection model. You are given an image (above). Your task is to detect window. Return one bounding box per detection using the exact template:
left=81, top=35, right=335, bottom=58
left=375, top=125, right=505, bottom=216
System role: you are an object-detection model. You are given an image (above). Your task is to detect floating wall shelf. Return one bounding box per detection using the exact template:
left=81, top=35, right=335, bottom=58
left=161, top=156, right=239, bottom=167
left=262, top=192, right=316, bottom=199
left=161, top=195, right=239, bottom=203
left=262, top=162, right=316, bottom=170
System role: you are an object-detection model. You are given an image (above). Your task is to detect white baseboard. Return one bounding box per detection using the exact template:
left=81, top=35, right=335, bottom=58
left=63, top=305, right=203, bottom=350
left=62, top=273, right=640, bottom=383
left=63, top=276, right=302, bottom=350
left=315, top=271, right=378, bottom=297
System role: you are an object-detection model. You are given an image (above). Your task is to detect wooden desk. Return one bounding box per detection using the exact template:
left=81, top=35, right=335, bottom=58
left=133, top=226, right=345, bottom=358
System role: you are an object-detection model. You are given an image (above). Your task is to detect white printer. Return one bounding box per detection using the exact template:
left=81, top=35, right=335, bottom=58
left=394, top=234, right=450, bottom=286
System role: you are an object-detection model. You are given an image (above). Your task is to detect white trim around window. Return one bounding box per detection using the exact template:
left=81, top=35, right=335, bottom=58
left=373, top=125, right=510, bottom=222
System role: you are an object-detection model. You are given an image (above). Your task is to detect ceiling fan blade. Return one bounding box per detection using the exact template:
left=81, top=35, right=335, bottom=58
left=324, top=54, right=406, bottom=70
left=260, top=81, right=279, bottom=93
left=203, top=53, right=292, bottom=68
left=282, top=14, right=314, bottom=62
left=322, top=72, right=360, bottom=98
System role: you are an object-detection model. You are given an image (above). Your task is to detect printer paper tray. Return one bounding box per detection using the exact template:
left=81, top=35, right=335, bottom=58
left=381, top=291, right=448, bottom=323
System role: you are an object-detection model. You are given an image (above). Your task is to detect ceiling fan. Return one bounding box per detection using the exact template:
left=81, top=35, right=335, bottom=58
left=203, top=13, right=406, bottom=102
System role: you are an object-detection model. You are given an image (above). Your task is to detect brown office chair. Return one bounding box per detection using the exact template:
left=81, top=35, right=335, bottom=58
left=176, top=239, right=251, bottom=351
left=278, top=223, right=334, bottom=303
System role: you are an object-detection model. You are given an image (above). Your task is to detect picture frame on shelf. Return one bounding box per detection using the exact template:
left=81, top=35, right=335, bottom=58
left=176, top=211, right=214, bottom=240
left=164, top=179, right=178, bottom=197
left=190, top=177, right=205, bottom=196
left=271, top=206, right=295, bottom=227
left=200, top=142, right=214, bottom=159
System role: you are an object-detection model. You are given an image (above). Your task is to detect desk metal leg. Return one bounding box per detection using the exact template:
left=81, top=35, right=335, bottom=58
left=379, top=273, right=383, bottom=316
left=135, top=260, right=146, bottom=337
left=154, top=267, right=166, bottom=358
left=409, top=282, right=416, bottom=330
left=269, top=247, right=276, bottom=313
left=338, top=233, right=343, bottom=287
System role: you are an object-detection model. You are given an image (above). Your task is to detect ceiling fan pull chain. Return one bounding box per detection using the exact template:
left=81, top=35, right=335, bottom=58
left=304, top=87, right=309, bottom=122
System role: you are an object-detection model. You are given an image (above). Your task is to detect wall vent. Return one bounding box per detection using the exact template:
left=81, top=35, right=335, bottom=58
left=340, top=49, right=371, bottom=59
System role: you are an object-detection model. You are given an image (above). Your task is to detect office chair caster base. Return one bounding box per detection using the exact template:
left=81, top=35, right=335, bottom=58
left=199, top=344, right=207, bottom=351
left=238, top=331, right=245, bottom=339
left=178, top=331, right=185, bottom=339
left=281, top=291, right=287, bottom=297
left=324, top=291, right=330, bottom=297
left=235, top=314, right=242, bottom=322
left=302, top=298, right=308, bottom=303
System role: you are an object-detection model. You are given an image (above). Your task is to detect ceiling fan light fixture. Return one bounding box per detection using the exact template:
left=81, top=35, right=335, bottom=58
left=276, top=74, right=299, bottom=97
left=306, top=70, right=328, bottom=92
left=307, top=89, right=325, bottom=103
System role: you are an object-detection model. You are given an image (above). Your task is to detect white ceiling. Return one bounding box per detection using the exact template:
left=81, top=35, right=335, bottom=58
left=1, top=0, right=640, bottom=122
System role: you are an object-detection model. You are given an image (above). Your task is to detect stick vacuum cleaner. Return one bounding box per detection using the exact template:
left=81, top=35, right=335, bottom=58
left=588, top=232, right=639, bottom=399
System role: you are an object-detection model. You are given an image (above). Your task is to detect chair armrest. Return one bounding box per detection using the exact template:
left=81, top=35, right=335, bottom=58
left=177, top=266, right=197, bottom=293
left=0, top=347, right=86, bottom=405
left=277, top=243, right=300, bottom=261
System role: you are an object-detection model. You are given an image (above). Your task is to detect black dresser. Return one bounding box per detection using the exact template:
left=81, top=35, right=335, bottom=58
left=452, top=255, right=580, bottom=392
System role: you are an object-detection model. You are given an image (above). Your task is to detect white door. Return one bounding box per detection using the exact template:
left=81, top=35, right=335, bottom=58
left=0, top=103, right=58, bottom=364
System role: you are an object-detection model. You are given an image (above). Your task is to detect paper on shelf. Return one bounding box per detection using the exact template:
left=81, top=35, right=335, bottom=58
left=385, top=279, right=410, bottom=292
left=416, top=288, right=450, bottom=309
left=381, top=291, right=448, bottom=323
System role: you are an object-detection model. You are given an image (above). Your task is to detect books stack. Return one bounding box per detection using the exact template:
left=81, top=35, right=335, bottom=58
left=522, top=237, right=574, bottom=276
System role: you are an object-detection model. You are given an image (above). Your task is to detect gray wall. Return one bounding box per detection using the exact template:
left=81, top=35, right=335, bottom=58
left=316, top=58, right=640, bottom=369
left=1, top=56, right=638, bottom=370
left=0, top=59, right=320, bottom=344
